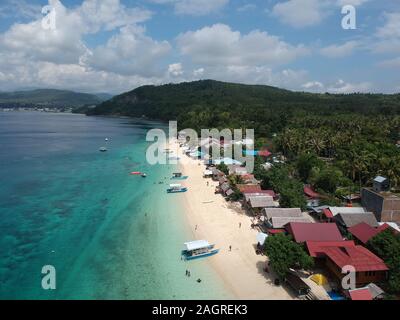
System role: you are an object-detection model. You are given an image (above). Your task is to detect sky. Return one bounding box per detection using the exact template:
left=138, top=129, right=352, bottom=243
left=0, top=0, right=399, bottom=94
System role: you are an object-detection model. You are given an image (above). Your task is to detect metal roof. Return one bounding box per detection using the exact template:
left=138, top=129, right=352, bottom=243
left=374, top=176, right=387, bottom=183
left=184, top=240, right=211, bottom=251
left=335, top=212, right=379, bottom=228
left=286, top=222, right=343, bottom=243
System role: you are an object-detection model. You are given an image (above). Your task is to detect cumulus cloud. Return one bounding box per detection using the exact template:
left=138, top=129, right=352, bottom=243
left=150, top=0, right=228, bottom=16
left=320, top=41, right=359, bottom=58
left=83, top=25, right=171, bottom=77
left=0, top=0, right=170, bottom=92
left=177, top=24, right=309, bottom=67
left=272, top=0, right=330, bottom=28
left=326, top=79, right=372, bottom=93
left=168, top=63, right=184, bottom=76
left=302, top=81, right=324, bottom=91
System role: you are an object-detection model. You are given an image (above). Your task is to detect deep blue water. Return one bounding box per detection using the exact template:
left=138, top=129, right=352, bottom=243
left=0, top=112, right=230, bottom=300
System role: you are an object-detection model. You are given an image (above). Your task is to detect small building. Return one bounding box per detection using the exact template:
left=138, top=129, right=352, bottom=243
left=334, top=212, right=379, bottom=232
left=263, top=208, right=310, bottom=229
left=361, top=188, right=400, bottom=223
left=228, top=165, right=248, bottom=176
left=305, top=241, right=388, bottom=287
left=304, top=186, right=321, bottom=208
left=237, top=184, right=262, bottom=194
left=366, top=283, right=385, bottom=300
left=240, top=174, right=259, bottom=185
left=211, top=167, right=225, bottom=181
left=348, top=222, right=392, bottom=245
left=219, top=183, right=233, bottom=197
left=286, top=222, right=343, bottom=243
left=246, top=195, right=276, bottom=216
left=244, top=191, right=276, bottom=202
left=203, top=169, right=213, bottom=178
left=348, top=288, right=373, bottom=301
left=373, top=176, right=390, bottom=193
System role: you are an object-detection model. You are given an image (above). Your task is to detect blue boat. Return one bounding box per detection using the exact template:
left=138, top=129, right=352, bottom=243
left=167, top=184, right=188, bottom=193
left=181, top=240, right=219, bottom=260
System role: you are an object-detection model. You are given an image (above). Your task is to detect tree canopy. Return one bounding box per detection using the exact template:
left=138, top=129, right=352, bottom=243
left=264, top=233, right=314, bottom=280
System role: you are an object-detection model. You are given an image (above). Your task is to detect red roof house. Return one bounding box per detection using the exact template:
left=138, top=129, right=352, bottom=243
left=238, top=184, right=262, bottom=193
left=322, top=208, right=334, bottom=219
left=349, top=288, right=373, bottom=301
left=304, top=186, right=320, bottom=199
left=306, top=241, right=355, bottom=258
left=286, top=222, right=343, bottom=243
left=348, top=222, right=390, bottom=245
left=306, top=241, right=389, bottom=286
left=258, top=149, right=272, bottom=157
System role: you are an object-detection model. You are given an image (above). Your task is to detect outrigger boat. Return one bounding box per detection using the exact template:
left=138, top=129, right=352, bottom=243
left=181, top=240, right=219, bottom=260
left=171, top=172, right=188, bottom=180
left=99, top=147, right=108, bottom=152
left=167, top=184, right=188, bottom=193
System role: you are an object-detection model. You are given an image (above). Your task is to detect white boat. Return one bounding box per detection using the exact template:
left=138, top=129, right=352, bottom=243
left=181, top=240, right=219, bottom=260
left=167, top=184, right=188, bottom=193
left=99, top=147, right=107, bottom=152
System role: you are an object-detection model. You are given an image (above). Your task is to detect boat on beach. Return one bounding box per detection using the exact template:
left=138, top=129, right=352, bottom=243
left=181, top=240, right=219, bottom=260
left=167, top=184, right=188, bottom=193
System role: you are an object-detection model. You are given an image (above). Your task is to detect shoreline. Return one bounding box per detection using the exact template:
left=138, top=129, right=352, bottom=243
left=169, top=139, right=294, bottom=300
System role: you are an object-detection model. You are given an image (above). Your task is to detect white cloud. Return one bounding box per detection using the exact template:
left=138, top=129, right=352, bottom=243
left=150, top=0, right=228, bottom=16
left=272, top=0, right=330, bottom=28
left=378, top=57, right=400, bottom=68
left=336, top=0, right=369, bottom=6
left=326, top=79, right=372, bottom=93
left=320, top=41, right=359, bottom=58
left=83, top=25, right=171, bottom=77
left=168, top=63, right=184, bottom=76
left=237, top=4, right=256, bottom=12
left=0, top=0, right=42, bottom=19
left=302, top=81, right=324, bottom=91
left=193, top=67, right=205, bottom=77
left=78, top=0, right=152, bottom=33
left=177, top=24, right=309, bottom=67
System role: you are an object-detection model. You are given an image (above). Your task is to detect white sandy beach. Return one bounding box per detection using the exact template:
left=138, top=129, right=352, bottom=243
left=169, top=140, right=294, bottom=300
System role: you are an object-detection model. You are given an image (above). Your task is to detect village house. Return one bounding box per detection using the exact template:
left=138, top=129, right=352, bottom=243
left=285, top=222, right=343, bottom=243
left=219, top=182, right=234, bottom=197
left=334, top=212, right=379, bottom=233
left=245, top=195, right=276, bottom=216
left=362, top=188, right=400, bottom=223
left=263, top=208, right=311, bottom=229
left=306, top=241, right=388, bottom=287
left=211, top=167, right=225, bottom=181
left=304, top=185, right=321, bottom=208
left=310, top=206, right=367, bottom=222
left=348, top=222, right=398, bottom=245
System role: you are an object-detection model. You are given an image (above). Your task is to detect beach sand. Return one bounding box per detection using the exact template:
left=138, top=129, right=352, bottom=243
left=169, top=140, right=294, bottom=300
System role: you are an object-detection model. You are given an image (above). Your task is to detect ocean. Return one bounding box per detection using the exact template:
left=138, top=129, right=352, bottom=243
left=0, top=111, right=231, bottom=300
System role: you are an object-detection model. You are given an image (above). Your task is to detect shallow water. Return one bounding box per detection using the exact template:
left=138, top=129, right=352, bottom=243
left=0, top=112, right=231, bottom=300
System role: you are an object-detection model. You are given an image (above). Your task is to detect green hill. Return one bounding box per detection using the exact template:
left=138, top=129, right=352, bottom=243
left=0, top=89, right=107, bottom=108
left=88, top=80, right=400, bottom=134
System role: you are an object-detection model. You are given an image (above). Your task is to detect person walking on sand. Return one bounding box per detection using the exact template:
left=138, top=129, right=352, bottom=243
left=239, top=222, right=242, bottom=229
left=229, top=245, right=232, bottom=252
left=195, top=225, right=198, bottom=231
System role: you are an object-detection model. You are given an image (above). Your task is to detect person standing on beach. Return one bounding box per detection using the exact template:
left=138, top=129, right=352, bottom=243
left=239, top=222, right=242, bottom=229
left=229, top=245, right=232, bottom=252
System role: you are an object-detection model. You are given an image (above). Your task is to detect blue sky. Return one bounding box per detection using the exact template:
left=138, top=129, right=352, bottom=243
left=0, top=0, right=399, bottom=94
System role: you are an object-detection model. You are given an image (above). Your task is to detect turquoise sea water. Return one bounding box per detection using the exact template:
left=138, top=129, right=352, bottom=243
left=0, top=112, right=231, bottom=300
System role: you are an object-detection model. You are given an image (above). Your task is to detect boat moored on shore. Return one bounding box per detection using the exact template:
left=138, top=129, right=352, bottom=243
left=167, top=184, right=188, bottom=193
left=181, top=240, right=219, bottom=260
